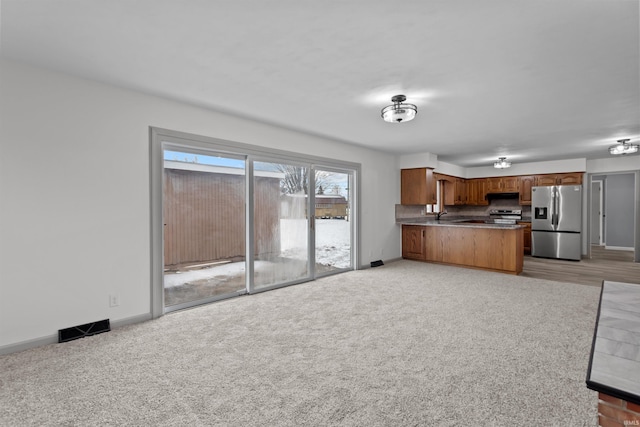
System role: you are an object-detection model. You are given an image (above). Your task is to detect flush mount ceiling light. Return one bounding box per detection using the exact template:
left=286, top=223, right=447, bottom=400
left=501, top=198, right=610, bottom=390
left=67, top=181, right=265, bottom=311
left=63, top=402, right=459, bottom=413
left=608, top=139, right=639, bottom=155
left=381, top=95, right=417, bottom=123
left=494, top=157, right=512, bottom=169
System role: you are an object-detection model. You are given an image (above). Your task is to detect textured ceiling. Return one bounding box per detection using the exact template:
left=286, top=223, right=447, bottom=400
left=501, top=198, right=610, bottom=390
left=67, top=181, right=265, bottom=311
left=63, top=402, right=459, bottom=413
left=2, top=0, right=639, bottom=167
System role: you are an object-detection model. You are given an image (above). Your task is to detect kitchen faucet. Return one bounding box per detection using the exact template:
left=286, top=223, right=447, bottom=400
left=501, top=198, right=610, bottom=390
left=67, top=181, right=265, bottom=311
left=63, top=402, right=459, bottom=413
left=436, top=210, right=448, bottom=221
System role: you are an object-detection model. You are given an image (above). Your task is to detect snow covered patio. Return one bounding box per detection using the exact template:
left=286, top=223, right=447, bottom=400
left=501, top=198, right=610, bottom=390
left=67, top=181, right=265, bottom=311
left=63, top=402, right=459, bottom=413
left=164, top=219, right=352, bottom=306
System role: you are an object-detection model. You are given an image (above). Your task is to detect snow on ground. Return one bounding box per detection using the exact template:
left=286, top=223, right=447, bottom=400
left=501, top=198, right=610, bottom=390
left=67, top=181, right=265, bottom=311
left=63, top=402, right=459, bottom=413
left=165, top=219, right=351, bottom=288
left=280, top=218, right=351, bottom=268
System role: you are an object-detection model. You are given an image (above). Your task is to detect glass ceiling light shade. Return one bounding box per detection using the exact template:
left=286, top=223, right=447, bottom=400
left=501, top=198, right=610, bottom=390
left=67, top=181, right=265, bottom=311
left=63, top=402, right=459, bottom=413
left=494, top=157, right=511, bottom=169
left=381, top=95, right=417, bottom=123
left=608, top=139, right=639, bottom=155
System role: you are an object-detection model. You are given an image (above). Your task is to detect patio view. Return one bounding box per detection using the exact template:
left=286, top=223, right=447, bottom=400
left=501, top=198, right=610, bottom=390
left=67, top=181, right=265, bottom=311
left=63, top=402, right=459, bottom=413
left=162, top=149, right=353, bottom=309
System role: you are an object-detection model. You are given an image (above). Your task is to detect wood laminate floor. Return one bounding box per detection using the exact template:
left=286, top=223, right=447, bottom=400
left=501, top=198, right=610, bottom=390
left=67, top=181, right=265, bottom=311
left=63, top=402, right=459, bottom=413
left=521, top=245, right=639, bottom=287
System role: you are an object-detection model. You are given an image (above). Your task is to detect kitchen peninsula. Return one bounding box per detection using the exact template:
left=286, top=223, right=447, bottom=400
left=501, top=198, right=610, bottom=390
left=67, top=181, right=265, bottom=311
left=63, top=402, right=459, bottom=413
left=399, top=219, right=525, bottom=275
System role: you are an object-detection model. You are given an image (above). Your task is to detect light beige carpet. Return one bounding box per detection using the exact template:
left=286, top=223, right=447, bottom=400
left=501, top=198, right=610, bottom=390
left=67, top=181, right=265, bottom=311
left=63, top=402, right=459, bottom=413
left=0, top=260, right=601, bottom=426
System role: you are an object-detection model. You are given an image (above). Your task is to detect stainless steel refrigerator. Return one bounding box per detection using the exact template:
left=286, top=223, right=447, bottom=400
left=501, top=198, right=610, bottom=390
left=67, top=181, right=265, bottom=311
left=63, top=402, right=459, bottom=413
left=531, top=185, right=582, bottom=261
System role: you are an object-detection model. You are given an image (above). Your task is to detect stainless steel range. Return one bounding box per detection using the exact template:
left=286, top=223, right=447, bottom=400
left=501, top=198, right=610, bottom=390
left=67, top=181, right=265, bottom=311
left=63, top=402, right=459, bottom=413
left=488, top=209, right=522, bottom=224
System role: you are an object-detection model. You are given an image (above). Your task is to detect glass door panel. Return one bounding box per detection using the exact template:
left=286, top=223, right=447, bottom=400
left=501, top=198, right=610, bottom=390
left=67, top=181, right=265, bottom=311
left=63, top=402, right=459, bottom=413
left=313, top=168, right=353, bottom=274
left=163, top=149, right=246, bottom=310
left=253, top=161, right=311, bottom=290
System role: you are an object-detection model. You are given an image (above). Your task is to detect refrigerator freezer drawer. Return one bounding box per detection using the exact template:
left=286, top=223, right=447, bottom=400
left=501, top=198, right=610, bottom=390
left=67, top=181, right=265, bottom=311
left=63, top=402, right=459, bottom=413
left=532, top=231, right=581, bottom=261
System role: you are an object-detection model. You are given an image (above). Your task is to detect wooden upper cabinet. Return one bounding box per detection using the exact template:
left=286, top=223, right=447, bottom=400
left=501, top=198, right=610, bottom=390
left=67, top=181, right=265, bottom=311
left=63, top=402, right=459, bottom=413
left=535, top=173, right=583, bottom=186
left=518, top=176, right=535, bottom=205
left=466, top=178, right=488, bottom=206
left=401, top=169, right=582, bottom=207
left=443, top=177, right=467, bottom=205
left=486, top=177, right=502, bottom=193
left=401, top=168, right=436, bottom=205
left=467, top=179, right=477, bottom=205
left=475, top=178, right=489, bottom=205
left=486, top=176, right=517, bottom=193
left=455, top=178, right=467, bottom=204
left=502, top=176, right=519, bottom=192
left=434, top=173, right=456, bottom=184
left=557, top=173, right=583, bottom=185
left=535, top=174, right=558, bottom=186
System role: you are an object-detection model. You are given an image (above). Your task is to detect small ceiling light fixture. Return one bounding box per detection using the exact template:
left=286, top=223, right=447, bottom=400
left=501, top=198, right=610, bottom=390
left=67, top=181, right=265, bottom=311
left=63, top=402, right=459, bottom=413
left=381, top=95, right=417, bottom=123
left=494, top=157, right=512, bottom=169
left=608, top=139, right=639, bottom=155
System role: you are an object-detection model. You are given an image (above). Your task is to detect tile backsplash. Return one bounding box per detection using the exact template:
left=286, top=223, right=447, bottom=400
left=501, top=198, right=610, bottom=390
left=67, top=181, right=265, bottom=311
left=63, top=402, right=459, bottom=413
left=396, top=199, right=531, bottom=220
left=447, top=198, right=531, bottom=217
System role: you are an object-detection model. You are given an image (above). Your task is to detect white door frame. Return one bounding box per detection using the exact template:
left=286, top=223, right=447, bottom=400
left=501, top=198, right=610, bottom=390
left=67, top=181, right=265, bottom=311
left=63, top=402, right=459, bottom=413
left=591, top=180, right=603, bottom=246
left=150, top=127, right=361, bottom=318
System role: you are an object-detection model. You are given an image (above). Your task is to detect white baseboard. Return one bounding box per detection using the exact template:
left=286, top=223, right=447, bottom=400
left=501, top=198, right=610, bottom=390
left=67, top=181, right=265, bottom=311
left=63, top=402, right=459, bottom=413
left=359, top=257, right=402, bottom=269
left=0, top=334, right=58, bottom=356
left=0, top=313, right=152, bottom=356
left=604, top=246, right=635, bottom=251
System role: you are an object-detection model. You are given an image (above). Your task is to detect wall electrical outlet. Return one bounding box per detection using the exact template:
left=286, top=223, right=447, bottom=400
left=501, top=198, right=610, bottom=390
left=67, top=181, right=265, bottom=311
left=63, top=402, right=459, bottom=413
left=109, top=294, right=119, bottom=307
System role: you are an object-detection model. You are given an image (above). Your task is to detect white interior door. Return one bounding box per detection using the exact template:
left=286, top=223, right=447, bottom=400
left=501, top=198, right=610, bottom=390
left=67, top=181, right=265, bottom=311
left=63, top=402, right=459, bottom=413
left=590, top=181, right=603, bottom=245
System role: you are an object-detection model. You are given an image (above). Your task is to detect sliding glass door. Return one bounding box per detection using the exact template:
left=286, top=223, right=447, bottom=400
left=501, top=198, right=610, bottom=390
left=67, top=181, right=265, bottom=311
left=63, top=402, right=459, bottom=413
left=150, top=128, right=360, bottom=315
left=253, top=160, right=311, bottom=290
left=163, top=149, right=247, bottom=311
left=314, top=168, right=353, bottom=275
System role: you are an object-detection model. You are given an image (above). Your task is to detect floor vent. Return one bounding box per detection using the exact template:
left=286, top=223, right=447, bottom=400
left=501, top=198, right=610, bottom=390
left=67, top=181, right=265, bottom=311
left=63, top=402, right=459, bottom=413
left=58, top=319, right=111, bottom=343
left=370, top=260, right=384, bottom=268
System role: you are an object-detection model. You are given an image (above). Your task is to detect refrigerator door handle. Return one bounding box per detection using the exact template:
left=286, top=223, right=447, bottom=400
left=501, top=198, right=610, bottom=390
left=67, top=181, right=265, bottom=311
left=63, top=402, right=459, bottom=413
left=552, top=187, right=558, bottom=227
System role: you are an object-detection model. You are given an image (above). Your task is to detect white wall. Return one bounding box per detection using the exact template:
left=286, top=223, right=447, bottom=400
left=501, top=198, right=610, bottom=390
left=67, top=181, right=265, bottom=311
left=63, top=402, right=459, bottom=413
left=434, top=161, right=467, bottom=178
left=466, top=158, right=587, bottom=178
left=397, top=152, right=438, bottom=169
left=603, top=174, right=636, bottom=249
left=397, top=151, right=590, bottom=178
left=0, top=60, right=401, bottom=350
left=585, top=158, right=640, bottom=256
left=587, top=156, right=640, bottom=174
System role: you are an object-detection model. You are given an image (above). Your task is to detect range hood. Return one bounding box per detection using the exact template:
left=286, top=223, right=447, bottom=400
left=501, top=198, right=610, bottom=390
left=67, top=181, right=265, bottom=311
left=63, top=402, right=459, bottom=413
left=486, top=192, right=519, bottom=199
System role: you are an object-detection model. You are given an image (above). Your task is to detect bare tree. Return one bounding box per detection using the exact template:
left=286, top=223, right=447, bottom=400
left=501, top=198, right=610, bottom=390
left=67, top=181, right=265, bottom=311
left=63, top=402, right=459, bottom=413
left=275, top=165, right=330, bottom=195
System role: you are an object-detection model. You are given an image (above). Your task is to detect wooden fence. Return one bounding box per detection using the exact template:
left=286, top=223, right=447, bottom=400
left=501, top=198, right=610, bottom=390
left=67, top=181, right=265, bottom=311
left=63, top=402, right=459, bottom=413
left=163, top=167, right=281, bottom=268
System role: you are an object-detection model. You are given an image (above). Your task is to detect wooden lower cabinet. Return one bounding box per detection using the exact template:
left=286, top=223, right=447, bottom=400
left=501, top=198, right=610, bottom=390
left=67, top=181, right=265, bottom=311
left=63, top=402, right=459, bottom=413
left=442, top=227, right=476, bottom=265
left=402, top=225, right=523, bottom=274
left=402, top=225, right=426, bottom=260
left=424, top=226, right=443, bottom=262
left=472, top=228, right=522, bottom=272
left=520, top=222, right=532, bottom=255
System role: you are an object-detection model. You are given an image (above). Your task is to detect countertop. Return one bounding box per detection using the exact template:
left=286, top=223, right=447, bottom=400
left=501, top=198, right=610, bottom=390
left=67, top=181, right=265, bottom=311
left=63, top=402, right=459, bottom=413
left=397, top=216, right=527, bottom=230
left=587, top=280, right=640, bottom=405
